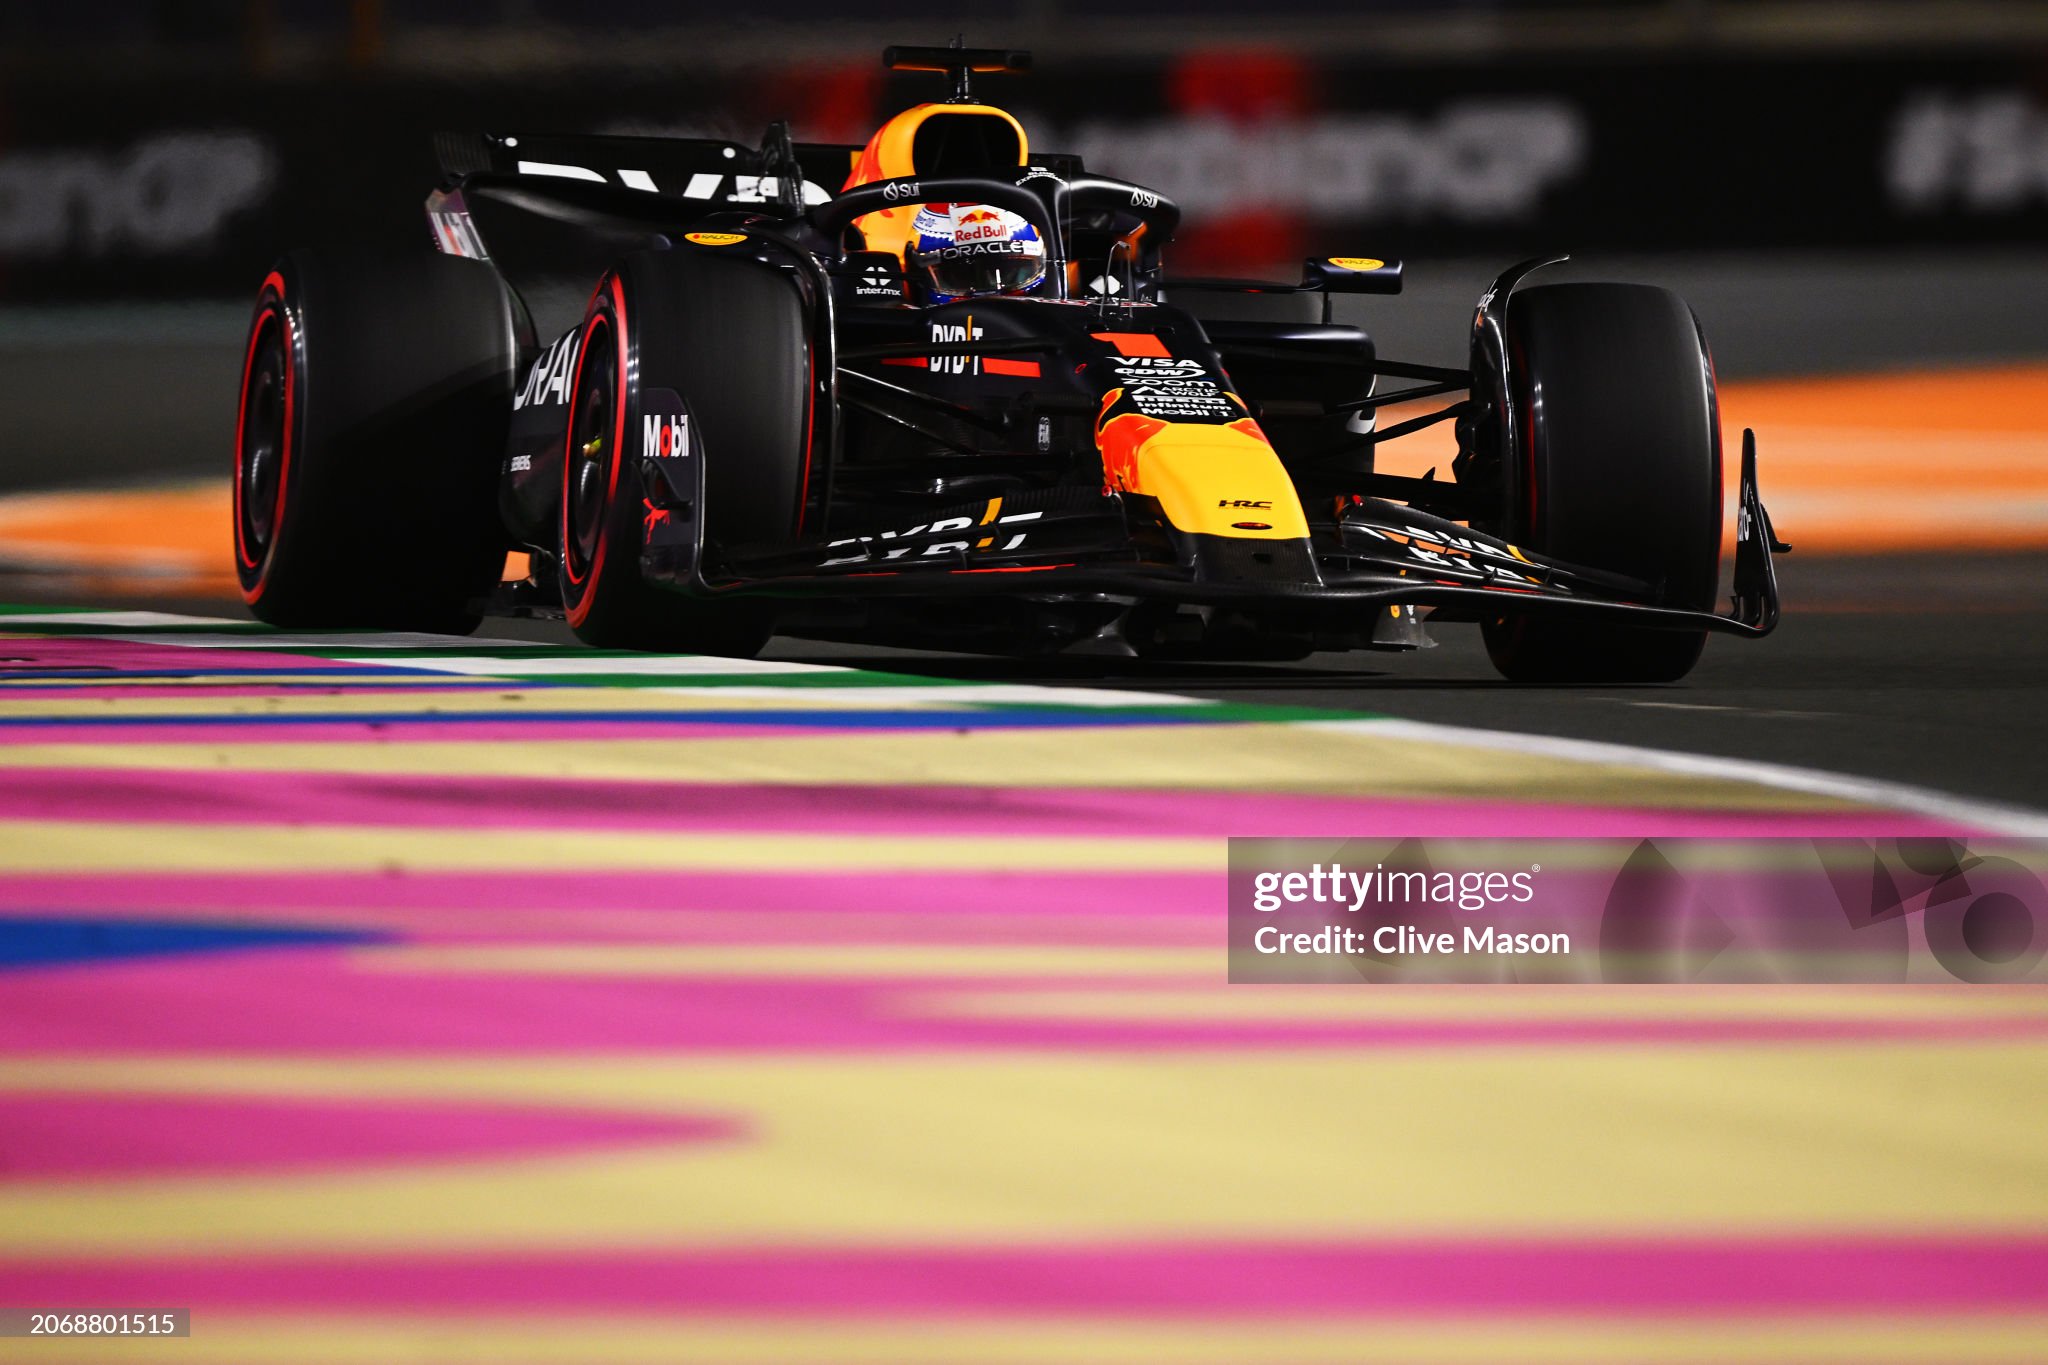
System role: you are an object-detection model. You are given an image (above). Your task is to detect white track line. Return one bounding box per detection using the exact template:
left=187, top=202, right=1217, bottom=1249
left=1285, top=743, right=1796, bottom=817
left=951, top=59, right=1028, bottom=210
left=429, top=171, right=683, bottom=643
left=98, top=631, right=554, bottom=650
left=644, top=683, right=1210, bottom=708
left=381, top=654, right=852, bottom=677
left=8, top=609, right=2039, bottom=829
left=0, top=610, right=250, bottom=629
left=1309, top=716, right=2048, bottom=835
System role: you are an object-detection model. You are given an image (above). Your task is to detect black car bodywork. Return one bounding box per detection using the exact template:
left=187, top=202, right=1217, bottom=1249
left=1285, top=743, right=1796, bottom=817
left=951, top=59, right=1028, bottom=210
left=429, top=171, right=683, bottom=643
left=242, top=45, right=1785, bottom=676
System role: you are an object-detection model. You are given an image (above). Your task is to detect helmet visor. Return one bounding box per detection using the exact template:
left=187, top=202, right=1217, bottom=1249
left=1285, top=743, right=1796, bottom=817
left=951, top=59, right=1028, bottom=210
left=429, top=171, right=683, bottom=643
left=917, top=245, right=1046, bottom=301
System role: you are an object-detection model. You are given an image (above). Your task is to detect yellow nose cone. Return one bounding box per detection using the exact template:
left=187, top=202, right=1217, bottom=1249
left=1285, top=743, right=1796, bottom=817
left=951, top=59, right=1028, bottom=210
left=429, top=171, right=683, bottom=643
left=1101, top=417, right=1310, bottom=539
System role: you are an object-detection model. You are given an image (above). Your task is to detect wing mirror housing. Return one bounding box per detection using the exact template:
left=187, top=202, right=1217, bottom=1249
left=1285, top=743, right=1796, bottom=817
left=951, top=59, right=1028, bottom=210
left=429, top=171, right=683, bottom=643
left=1304, top=256, right=1404, bottom=295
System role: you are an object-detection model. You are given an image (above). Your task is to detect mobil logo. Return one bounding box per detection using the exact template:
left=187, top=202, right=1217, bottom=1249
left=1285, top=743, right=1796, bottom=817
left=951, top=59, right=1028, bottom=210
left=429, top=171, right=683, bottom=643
left=642, top=412, right=690, bottom=459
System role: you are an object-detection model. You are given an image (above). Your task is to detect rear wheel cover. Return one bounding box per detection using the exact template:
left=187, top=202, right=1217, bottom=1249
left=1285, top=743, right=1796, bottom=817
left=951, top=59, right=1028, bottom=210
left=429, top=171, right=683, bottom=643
left=228, top=250, right=516, bottom=633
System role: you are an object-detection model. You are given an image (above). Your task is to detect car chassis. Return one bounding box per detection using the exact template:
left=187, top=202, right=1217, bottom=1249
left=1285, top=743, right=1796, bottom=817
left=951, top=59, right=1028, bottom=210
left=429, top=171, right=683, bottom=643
left=243, top=44, right=1786, bottom=674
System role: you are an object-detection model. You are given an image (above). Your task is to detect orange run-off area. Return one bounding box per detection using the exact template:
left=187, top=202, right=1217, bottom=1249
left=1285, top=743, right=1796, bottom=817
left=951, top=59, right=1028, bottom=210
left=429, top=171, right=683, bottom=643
left=1377, top=361, right=2048, bottom=554
left=1, top=363, right=2042, bottom=597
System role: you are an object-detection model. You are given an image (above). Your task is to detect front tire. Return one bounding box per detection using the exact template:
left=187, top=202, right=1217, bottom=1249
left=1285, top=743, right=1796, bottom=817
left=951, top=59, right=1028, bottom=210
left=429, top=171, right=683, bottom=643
left=233, top=250, right=516, bottom=633
left=559, top=250, right=812, bottom=654
left=1482, top=282, right=1722, bottom=684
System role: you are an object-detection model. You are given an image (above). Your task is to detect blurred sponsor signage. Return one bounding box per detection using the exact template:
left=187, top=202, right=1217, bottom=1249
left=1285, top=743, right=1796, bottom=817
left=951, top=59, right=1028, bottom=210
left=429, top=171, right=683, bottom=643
left=0, top=131, right=272, bottom=262
left=1065, top=100, right=1587, bottom=220
left=1888, top=89, right=2048, bottom=214
left=2, top=52, right=2046, bottom=301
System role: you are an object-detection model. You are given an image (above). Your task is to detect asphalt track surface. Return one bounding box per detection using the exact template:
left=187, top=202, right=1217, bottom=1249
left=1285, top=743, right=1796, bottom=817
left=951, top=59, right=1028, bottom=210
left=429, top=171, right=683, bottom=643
left=780, top=553, right=2048, bottom=816
left=24, top=548, right=2045, bottom=818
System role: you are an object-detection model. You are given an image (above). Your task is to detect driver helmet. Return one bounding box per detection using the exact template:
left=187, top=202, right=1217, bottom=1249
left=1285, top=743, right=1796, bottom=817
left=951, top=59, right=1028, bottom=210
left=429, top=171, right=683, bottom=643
left=908, top=203, right=1046, bottom=304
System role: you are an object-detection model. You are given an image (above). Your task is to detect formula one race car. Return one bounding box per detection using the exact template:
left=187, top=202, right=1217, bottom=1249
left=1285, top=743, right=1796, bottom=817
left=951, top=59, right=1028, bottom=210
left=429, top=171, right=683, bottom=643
left=232, top=43, right=1785, bottom=681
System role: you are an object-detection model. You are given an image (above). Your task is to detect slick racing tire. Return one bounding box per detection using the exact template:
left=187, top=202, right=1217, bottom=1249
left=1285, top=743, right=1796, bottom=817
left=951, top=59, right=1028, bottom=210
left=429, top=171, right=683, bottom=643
left=559, top=249, right=810, bottom=654
left=233, top=250, right=516, bottom=633
left=1482, top=283, right=1722, bottom=684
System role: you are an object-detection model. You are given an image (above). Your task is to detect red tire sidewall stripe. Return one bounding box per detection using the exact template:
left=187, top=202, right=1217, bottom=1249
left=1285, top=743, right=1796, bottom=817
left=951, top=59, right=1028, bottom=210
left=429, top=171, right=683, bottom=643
left=231, top=305, right=271, bottom=572
left=235, top=270, right=293, bottom=603
left=559, top=313, right=602, bottom=594
left=564, top=274, right=630, bottom=628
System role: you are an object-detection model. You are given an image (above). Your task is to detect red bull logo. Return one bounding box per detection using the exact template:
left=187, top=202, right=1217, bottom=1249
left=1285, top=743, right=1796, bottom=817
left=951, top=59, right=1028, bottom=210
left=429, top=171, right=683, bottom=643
left=954, top=208, right=1006, bottom=243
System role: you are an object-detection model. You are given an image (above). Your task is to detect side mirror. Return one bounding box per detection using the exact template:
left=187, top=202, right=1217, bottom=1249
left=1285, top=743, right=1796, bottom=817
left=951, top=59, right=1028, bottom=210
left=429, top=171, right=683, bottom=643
left=1304, top=256, right=1403, bottom=295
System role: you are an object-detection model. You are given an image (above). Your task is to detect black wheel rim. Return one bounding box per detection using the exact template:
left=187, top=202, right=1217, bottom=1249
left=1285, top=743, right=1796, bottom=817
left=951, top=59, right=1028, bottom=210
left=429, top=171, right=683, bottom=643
left=237, top=312, right=288, bottom=563
left=566, top=319, right=616, bottom=580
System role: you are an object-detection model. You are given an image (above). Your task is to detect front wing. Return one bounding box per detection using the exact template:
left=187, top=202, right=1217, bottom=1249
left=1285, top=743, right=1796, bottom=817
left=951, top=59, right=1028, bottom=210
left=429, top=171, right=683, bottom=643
left=637, top=432, right=1785, bottom=640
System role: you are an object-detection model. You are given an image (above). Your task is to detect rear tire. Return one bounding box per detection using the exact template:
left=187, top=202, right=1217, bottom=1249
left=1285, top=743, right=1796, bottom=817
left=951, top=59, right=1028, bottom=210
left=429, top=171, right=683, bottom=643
left=1481, top=283, right=1722, bottom=684
left=560, top=250, right=811, bottom=654
left=233, top=250, right=516, bottom=633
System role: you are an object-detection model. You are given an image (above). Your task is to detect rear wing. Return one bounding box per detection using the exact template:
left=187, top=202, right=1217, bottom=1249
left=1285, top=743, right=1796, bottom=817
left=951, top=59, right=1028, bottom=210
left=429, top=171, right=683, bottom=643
left=425, top=128, right=1088, bottom=262
left=427, top=130, right=863, bottom=258
left=434, top=130, right=859, bottom=209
